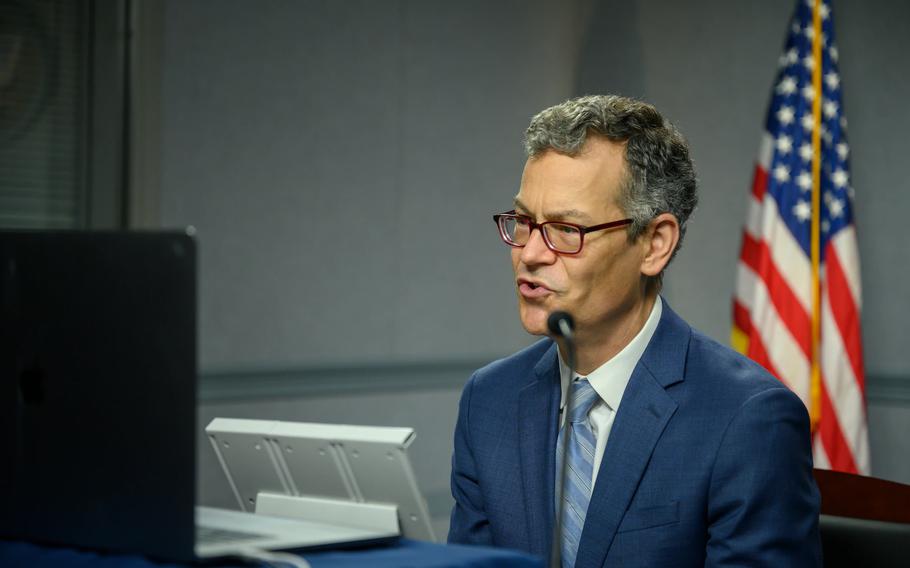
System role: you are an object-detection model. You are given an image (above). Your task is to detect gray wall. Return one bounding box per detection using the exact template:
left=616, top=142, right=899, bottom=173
left=160, top=0, right=585, bottom=369
left=149, top=0, right=910, bottom=539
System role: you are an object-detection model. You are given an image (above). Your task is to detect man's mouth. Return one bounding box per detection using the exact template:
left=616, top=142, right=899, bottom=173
left=518, top=279, right=553, bottom=299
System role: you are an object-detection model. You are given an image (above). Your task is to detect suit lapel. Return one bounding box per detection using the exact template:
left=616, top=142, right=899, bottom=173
left=517, top=342, right=561, bottom=559
left=574, top=301, right=690, bottom=568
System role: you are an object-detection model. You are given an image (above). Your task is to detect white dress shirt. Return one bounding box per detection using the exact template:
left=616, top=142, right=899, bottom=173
left=558, top=296, right=663, bottom=488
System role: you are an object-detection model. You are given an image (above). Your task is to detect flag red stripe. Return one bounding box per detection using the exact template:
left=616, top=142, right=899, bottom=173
left=824, top=242, right=866, bottom=392
left=733, top=299, right=785, bottom=383
left=733, top=299, right=753, bottom=336
left=751, top=166, right=768, bottom=201
left=739, top=233, right=812, bottom=359
left=818, top=376, right=859, bottom=473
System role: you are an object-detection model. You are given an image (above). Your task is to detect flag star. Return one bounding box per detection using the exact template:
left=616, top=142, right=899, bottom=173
left=776, top=134, right=793, bottom=154
left=804, top=25, right=815, bottom=41
left=830, top=45, right=839, bottom=62
left=823, top=99, right=838, bottom=119
left=799, top=143, right=813, bottom=162
left=819, top=3, right=830, bottom=19
left=840, top=116, right=848, bottom=129
left=786, top=48, right=799, bottom=64
left=832, top=168, right=848, bottom=188
left=823, top=191, right=834, bottom=204
left=794, top=200, right=812, bottom=221
left=822, top=219, right=831, bottom=233
left=829, top=198, right=845, bottom=217
left=792, top=22, right=802, bottom=35
left=836, top=142, right=849, bottom=159
left=801, top=113, right=816, bottom=132
left=777, top=76, right=798, bottom=95
left=774, top=164, right=791, bottom=182
left=847, top=185, right=855, bottom=199
left=777, top=105, right=795, bottom=125
left=803, top=55, right=815, bottom=71
left=825, top=72, right=840, bottom=91
left=822, top=129, right=833, bottom=146
left=797, top=171, right=812, bottom=191
left=802, top=85, right=815, bottom=102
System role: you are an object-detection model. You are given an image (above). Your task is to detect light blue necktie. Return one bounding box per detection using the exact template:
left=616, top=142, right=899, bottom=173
left=556, top=378, right=599, bottom=568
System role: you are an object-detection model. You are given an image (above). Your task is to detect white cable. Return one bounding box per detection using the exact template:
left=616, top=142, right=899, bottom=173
left=235, top=547, right=313, bottom=568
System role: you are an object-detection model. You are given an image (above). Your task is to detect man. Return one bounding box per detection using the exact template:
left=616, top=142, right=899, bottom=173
left=448, top=95, right=821, bottom=567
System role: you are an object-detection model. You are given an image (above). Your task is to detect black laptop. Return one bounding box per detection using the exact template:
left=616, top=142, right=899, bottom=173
left=0, top=231, right=398, bottom=562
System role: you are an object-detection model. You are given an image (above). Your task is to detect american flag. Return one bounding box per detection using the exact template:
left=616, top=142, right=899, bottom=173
left=732, top=0, right=868, bottom=474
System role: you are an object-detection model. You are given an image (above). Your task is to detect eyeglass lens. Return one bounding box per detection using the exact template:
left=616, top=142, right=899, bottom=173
left=501, top=216, right=581, bottom=252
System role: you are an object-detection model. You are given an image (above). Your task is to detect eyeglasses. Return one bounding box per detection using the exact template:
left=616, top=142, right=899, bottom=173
left=493, top=210, right=633, bottom=254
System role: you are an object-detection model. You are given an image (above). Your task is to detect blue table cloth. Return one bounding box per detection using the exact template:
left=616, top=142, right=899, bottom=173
left=0, top=538, right=543, bottom=568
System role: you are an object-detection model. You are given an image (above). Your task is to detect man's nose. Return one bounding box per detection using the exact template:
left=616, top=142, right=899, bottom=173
left=519, top=227, right=557, bottom=265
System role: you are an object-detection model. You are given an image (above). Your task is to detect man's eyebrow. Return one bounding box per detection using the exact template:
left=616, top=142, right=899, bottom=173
left=512, top=198, right=593, bottom=222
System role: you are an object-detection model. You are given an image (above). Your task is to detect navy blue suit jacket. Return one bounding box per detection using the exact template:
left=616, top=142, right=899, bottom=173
left=448, top=301, right=821, bottom=567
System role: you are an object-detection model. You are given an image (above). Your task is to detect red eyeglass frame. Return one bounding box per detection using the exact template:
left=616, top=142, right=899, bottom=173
left=493, top=210, right=633, bottom=254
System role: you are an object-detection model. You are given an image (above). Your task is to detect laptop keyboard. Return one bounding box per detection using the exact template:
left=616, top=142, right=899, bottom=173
left=196, top=525, right=268, bottom=545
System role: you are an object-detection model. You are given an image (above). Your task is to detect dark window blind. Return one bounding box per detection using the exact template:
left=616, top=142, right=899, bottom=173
left=0, top=0, right=90, bottom=228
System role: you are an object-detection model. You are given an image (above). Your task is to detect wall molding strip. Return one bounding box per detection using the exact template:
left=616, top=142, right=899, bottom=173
left=201, top=360, right=910, bottom=406
left=199, top=358, right=492, bottom=402
left=866, top=375, right=910, bottom=406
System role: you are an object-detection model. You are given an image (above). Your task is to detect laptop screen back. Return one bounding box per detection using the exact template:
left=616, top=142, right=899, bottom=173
left=0, top=231, right=197, bottom=562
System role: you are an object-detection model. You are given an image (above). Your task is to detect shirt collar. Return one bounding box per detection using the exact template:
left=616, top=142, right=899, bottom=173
left=558, top=295, right=663, bottom=412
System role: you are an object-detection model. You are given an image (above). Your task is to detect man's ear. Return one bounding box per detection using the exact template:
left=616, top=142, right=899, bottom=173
left=640, top=213, right=680, bottom=277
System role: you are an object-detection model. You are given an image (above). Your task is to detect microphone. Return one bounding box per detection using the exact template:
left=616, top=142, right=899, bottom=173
left=548, top=311, right=577, bottom=568
left=547, top=311, right=575, bottom=340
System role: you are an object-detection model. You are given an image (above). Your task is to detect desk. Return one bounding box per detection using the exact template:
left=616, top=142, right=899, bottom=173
left=0, top=539, right=543, bottom=568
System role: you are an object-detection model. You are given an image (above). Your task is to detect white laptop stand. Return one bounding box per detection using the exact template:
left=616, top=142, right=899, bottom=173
left=206, top=418, right=436, bottom=542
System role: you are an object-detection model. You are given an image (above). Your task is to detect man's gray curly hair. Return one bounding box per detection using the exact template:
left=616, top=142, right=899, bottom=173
left=524, top=95, right=698, bottom=267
